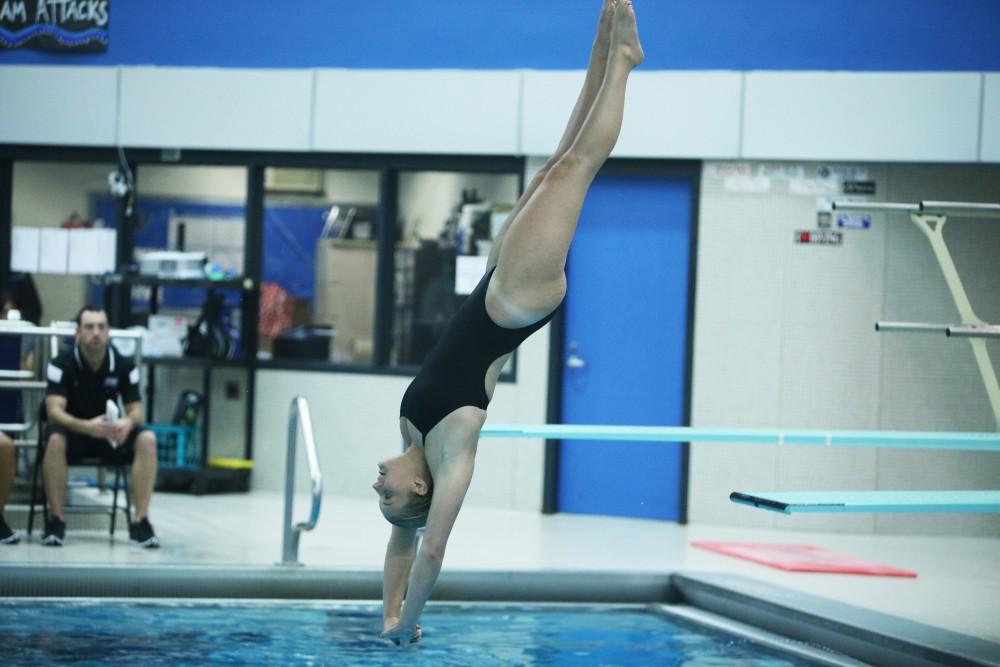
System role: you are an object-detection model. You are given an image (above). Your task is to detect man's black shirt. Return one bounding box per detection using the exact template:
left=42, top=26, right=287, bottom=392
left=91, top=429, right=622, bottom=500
left=46, top=344, right=141, bottom=418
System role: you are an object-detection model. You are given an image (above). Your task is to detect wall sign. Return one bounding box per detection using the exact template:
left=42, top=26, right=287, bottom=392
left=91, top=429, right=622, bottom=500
left=836, top=213, right=871, bottom=230
left=0, top=0, right=109, bottom=52
left=843, top=181, right=876, bottom=195
left=795, top=230, right=842, bottom=246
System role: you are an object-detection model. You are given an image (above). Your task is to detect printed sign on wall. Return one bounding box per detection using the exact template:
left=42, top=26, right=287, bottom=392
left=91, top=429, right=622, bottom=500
left=794, top=230, right=842, bottom=246
left=0, top=0, right=109, bottom=52
left=836, top=213, right=871, bottom=230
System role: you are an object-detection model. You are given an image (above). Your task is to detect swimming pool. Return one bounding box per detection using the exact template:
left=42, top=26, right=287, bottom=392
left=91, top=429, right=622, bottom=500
left=2, top=565, right=995, bottom=666
left=1, top=599, right=831, bottom=666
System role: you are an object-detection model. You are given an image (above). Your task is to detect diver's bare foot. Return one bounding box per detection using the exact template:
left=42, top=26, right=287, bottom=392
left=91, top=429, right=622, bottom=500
left=595, top=0, right=615, bottom=52
left=610, top=0, right=644, bottom=68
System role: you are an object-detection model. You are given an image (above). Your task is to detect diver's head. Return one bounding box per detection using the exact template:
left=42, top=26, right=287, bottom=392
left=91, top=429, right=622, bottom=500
left=373, top=445, right=433, bottom=529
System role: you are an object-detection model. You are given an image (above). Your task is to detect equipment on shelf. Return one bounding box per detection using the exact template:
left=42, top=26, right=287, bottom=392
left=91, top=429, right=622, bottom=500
left=183, top=292, right=237, bottom=361
left=138, top=251, right=208, bottom=279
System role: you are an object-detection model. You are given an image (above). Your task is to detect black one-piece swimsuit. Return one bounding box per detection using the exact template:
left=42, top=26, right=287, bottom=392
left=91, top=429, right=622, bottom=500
left=400, top=267, right=558, bottom=440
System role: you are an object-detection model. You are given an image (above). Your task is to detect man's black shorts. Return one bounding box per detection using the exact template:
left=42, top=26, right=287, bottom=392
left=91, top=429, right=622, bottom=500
left=44, top=424, right=141, bottom=465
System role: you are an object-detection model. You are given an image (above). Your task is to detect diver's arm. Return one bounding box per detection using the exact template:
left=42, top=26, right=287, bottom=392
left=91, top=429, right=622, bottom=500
left=382, top=524, right=418, bottom=628
left=393, top=448, right=475, bottom=634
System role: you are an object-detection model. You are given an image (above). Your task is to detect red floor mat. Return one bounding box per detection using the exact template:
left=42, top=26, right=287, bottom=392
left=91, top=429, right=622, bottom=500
left=691, top=541, right=917, bottom=577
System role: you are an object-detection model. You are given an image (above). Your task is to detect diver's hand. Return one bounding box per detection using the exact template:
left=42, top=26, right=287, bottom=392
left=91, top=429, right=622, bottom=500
left=380, top=621, right=422, bottom=645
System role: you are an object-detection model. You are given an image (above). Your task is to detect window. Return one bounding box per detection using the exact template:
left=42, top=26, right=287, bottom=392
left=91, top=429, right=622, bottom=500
left=11, top=160, right=120, bottom=324
left=8, top=153, right=528, bottom=377
left=122, top=165, right=249, bottom=356
left=260, top=168, right=381, bottom=364
left=391, top=170, right=518, bottom=368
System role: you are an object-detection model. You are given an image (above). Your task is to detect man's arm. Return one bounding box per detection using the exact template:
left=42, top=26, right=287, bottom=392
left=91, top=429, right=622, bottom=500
left=112, top=358, right=144, bottom=443
left=390, top=448, right=475, bottom=636
left=382, top=524, right=418, bottom=630
left=124, top=401, right=143, bottom=427
left=45, top=395, right=107, bottom=439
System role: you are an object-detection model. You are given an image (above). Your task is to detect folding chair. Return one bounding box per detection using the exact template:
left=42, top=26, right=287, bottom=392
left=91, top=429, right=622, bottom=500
left=27, top=400, right=132, bottom=537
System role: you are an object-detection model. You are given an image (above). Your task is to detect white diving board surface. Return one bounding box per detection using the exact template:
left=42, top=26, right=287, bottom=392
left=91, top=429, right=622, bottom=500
left=730, top=491, right=1000, bottom=514
left=480, top=424, right=1000, bottom=452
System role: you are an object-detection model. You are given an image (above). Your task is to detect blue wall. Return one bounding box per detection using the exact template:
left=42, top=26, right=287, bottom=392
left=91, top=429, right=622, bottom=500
left=2, top=0, right=999, bottom=71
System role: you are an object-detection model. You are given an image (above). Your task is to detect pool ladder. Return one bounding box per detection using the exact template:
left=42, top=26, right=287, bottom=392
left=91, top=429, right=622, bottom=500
left=280, top=396, right=323, bottom=566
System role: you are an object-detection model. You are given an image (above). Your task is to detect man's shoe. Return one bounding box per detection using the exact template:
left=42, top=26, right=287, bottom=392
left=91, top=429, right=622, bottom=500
left=42, top=516, right=65, bottom=546
left=0, top=515, right=20, bottom=545
left=129, top=518, right=159, bottom=549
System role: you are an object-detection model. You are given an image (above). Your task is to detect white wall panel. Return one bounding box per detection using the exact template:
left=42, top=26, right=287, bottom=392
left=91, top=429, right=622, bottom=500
left=119, top=67, right=312, bottom=150
left=981, top=73, right=1000, bottom=162
left=313, top=69, right=520, bottom=154
left=519, top=71, right=581, bottom=155
left=4, top=66, right=997, bottom=164
left=0, top=66, right=118, bottom=146
left=522, top=70, right=742, bottom=159
left=617, top=71, right=742, bottom=158
left=743, top=72, right=982, bottom=162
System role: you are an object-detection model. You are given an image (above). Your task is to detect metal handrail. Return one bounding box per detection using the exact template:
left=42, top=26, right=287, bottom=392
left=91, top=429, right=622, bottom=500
left=0, top=322, right=144, bottom=338
left=280, top=395, right=323, bottom=566
left=831, top=200, right=1000, bottom=219
left=0, top=380, right=46, bottom=390
left=948, top=325, right=1000, bottom=339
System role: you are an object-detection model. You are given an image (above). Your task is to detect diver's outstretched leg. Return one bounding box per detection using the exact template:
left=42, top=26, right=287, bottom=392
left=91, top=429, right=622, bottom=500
left=488, top=1, right=644, bottom=325
left=486, top=0, right=616, bottom=270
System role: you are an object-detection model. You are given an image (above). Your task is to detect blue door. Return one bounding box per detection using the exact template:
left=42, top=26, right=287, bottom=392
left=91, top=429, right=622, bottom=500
left=557, top=174, right=693, bottom=521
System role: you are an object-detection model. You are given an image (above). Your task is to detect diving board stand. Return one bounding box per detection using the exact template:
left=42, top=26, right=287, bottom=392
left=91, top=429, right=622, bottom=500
left=730, top=491, right=1000, bottom=514
left=832, top=199, right=1000, bottom=429
left=875, top=321, right=1000, bottom=339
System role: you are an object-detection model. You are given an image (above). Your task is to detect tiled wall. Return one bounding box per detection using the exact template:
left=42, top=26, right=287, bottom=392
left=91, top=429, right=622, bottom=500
left=689, top=161, right=1000, bottom=536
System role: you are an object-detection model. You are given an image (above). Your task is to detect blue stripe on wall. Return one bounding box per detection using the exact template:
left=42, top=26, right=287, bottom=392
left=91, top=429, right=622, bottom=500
left=1, top=0, right=999, bottom=71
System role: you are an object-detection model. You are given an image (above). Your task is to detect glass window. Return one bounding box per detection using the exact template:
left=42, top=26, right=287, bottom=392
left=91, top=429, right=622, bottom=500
left=260, top=168, right=380, bottom=364
left=123, top=165, right=251, bottom=471
left=132, top=164, right=248, bottom=271
left=11, top=160, right=120, bottom=324
left=123, top=165, right=248, bottom=357
left=391, top=170, right=519, bottom=368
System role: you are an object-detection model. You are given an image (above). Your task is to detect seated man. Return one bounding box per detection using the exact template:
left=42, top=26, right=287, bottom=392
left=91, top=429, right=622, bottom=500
left=42, top=305, right=160, bottom=548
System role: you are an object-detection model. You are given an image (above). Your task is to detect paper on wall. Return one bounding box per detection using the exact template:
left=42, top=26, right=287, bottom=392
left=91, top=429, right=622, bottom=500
left=38, top=228, right=70, bottom=273
left=67, top=228, right=117, bottom=274
left=789, top=177, right=840, bottom=196
left=11, top=227, right=41, bottom=272
left=723, top=176, right=772, bottom=193
left=455, top=255, right=489, bottom=295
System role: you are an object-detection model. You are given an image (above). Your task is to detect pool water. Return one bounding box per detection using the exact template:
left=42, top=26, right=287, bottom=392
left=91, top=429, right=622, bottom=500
left=1, top=600, right=825, bottom=666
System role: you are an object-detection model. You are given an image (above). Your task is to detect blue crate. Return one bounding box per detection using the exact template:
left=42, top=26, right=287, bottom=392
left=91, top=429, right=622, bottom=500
left=147, top=424, right=202, bottom=469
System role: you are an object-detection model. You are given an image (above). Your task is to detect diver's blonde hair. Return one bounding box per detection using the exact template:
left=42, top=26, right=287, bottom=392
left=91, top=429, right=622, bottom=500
left=383, top=487, right=433, bottom=530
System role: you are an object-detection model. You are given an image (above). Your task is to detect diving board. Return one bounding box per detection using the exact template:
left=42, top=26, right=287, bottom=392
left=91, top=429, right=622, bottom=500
left=730, top=490, right=1000, bottom=514
left=479, top=424, right=1000, bottom=452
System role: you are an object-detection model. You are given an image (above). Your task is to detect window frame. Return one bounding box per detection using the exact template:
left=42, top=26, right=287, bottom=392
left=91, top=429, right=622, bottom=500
left=0, top=145, right=527, bottom=381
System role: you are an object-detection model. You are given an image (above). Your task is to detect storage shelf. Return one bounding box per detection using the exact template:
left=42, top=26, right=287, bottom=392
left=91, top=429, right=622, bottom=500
left=101, top=274, right=248, bottom=290
left=144, top=356, right=251, bottom=369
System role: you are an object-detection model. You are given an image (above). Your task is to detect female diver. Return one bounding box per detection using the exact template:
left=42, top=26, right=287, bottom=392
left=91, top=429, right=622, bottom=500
left=376, top=0, right=644, bottom=643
